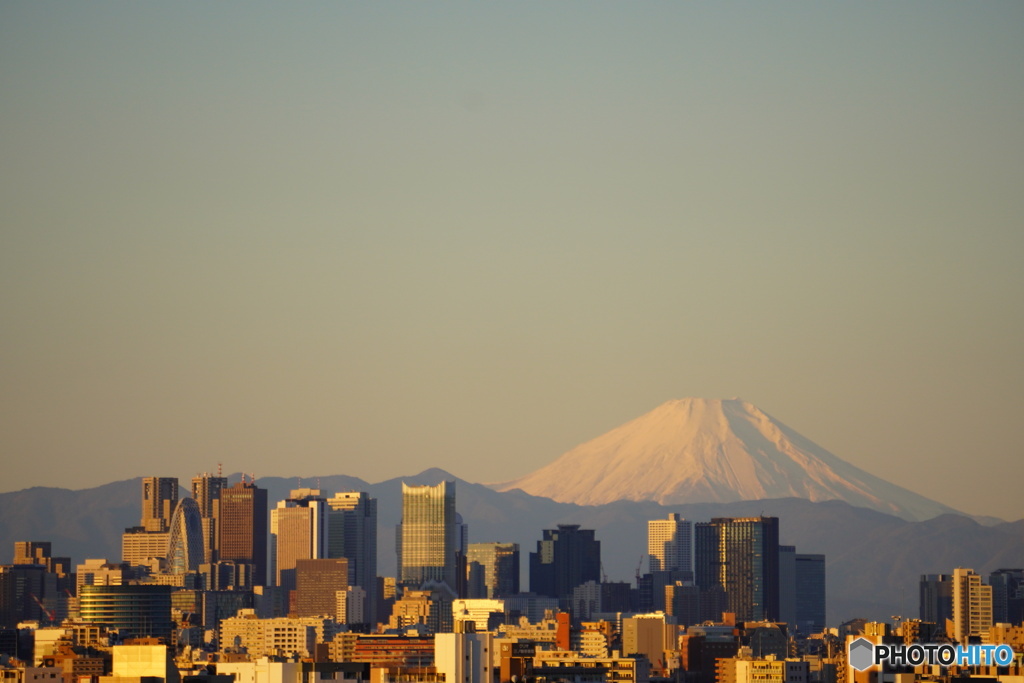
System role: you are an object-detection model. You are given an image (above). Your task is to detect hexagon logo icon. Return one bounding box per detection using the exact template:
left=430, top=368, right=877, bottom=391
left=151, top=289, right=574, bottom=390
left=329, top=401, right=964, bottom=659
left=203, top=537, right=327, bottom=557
left=848, top=637, right=875, bottom=671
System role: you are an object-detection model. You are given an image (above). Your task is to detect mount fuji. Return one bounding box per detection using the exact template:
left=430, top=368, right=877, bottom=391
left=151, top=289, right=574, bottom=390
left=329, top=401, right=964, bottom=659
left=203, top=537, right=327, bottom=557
left=495, top=397, right=959, bottom=522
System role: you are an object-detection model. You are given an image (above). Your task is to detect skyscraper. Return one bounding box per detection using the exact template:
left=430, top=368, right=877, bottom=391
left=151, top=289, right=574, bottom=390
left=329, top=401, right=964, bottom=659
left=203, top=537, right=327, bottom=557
left=141, top=477, right=179, bottom=532
left=191, top=471, right=227, bottom=564
left=217, top=479, right=268, bottom=586
left=952, top=567, right=992, bottom=643
left=466, top=543, right=520, bottom=599
left=648, top=513, right=692, bottom=573
left=695, top=517, right=780, bottom=621
left=794, top=553, right=826, bottom=633
left=919, top=573, right=953, bottom=627
left=327, top=491, right=378, bottom=623
left=271, top=488, right=328, bottom=592
left=529, top=524, right=601, bottom=604
left=989, top=569, right=1024, bottom=625
left=398, top=481, right=457, bottom=592
left=166, top=498, right=205, bottom=574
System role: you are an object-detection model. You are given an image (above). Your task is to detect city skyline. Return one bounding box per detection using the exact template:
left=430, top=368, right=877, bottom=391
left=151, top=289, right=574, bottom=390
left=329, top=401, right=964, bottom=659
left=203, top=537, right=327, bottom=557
left=2, top=2, right=1022, bottom=521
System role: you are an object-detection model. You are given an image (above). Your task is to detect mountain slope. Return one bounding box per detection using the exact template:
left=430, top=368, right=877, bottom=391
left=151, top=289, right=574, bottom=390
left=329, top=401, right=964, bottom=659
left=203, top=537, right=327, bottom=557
left=495, top=398, right=959, bottom=521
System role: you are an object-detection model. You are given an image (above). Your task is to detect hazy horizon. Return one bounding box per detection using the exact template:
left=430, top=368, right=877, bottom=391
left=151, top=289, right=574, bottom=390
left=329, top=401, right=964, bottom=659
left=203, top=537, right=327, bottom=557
left=2, top=3, right=1022, bottom=520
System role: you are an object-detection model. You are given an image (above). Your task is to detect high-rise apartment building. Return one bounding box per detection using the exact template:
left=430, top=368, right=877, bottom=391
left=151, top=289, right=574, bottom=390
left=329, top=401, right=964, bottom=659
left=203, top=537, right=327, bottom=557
left=327, top=492, right=378, bottom=623
left=271, top=489, right=328, bottom=592
left=218, top=480, right=268, bottom=586
left=648, top=514, right=692, bottom=573
left=466, top=543, right=520, bottom=599
left=952, top=567, right=992, bottom=643
left=529, top=524, right=601, bottom=603
left=695, top=517, right=780, bottom=621
left=191, top=471, right=227, bottom=563
left=398, top=481, right=457, bottom=592
left=141, top=477, right=179, bottom=532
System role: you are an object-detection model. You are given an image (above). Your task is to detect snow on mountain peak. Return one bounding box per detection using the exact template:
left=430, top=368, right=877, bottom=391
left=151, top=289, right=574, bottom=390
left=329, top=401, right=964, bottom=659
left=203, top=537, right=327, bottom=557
left=496, top=398, right=958, bottom=521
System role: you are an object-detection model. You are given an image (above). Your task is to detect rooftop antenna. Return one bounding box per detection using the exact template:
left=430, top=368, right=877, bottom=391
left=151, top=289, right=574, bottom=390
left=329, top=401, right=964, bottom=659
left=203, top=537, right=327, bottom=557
left=217, top=463, right=222, bottom=478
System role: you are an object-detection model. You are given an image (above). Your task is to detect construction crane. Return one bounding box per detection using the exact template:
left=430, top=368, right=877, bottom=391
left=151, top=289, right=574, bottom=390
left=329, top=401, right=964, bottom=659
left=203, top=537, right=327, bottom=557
left=30, top=594, right=56, bottom=625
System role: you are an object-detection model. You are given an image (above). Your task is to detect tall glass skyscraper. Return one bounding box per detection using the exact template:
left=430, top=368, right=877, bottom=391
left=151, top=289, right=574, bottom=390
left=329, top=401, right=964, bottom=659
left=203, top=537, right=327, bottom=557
left=398, top=481, right=457, bottom=592
left=166, top=497, right=205, bottom=574
left=328, top=491, right=379, bottom=623
left=695, top=516, right=779, bottom=621
left=466, top=542, right=520, bottom=598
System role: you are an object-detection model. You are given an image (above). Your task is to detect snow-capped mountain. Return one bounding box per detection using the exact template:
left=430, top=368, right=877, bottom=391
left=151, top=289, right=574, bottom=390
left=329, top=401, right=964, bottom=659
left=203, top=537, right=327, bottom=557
left=495, top=397, right=959, bottom=521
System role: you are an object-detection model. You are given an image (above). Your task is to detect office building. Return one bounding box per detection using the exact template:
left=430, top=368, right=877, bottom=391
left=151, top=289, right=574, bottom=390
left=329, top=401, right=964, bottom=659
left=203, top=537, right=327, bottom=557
left=79, top=584, right=173, bottom=640
left=141, top=477, right=179, bottom=532
left=121, top=527, right=169, bottom=566
left=920, top=573, right=953, bottom=627
left=695, top=517, right=780, bottom=622
left=218, top=479, right=269, bottom=586
left=648, top=513, right=692, bottom=573
left=294, top=558, right=348, bottom=619
left=166, top=498, right=205, bottom=574
left=795, top=553, right=826, bottom=633
left=622, top=612, right=677, bottom=678
left=778, top=545, right=796, bottom=627
left=529, top=524, right=601, bottom=603
left=327, top=491, right=378, bottom=623
left=666, top=580, right=702, bottom=626
left=466, top=542, right=520, bottom=599
left=989, top=569, right=1024, bottom=625
left=191, top=471, right=227, bottom=563
left=271, top=489, right=328, bottom=592
left=397, top=481, right=457, bottom=592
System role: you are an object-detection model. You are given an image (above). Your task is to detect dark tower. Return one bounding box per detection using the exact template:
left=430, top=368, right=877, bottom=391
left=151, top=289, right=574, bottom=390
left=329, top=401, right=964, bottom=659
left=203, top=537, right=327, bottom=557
left=218, top=480, right=268, bottom=586
left=529, top=524, right=601, bottom=604
left=695, top=516, right=780, bottom=621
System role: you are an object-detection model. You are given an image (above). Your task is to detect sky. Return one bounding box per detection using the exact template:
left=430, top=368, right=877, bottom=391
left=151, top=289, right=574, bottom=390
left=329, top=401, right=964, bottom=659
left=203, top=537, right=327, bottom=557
left=2, top=2, right=1022, bottom=520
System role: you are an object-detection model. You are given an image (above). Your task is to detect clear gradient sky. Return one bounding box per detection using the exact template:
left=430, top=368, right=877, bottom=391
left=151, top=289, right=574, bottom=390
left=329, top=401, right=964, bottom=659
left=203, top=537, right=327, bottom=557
left=2, top=2, right=1022, bottom=520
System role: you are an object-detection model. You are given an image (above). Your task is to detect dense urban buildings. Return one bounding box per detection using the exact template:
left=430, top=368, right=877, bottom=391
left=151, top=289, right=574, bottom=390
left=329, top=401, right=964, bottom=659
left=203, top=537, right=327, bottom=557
left=21, top=470, right=1024, bottom=683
